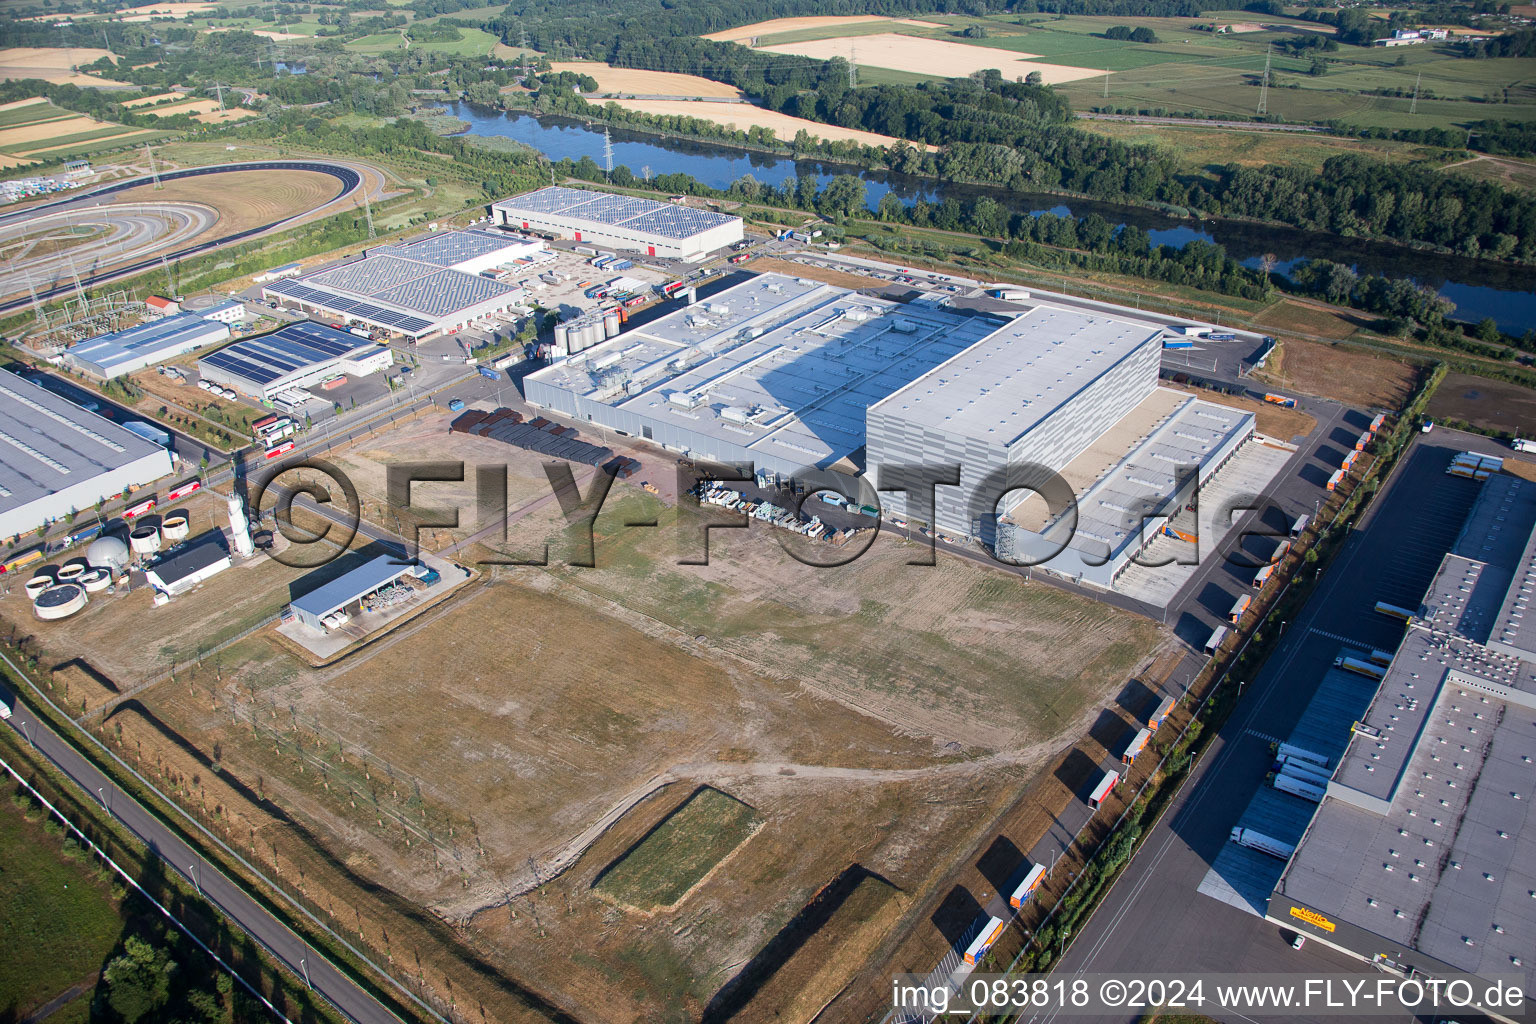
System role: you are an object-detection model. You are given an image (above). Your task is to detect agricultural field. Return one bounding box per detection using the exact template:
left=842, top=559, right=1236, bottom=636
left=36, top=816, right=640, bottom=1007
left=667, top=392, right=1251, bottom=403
left=593, top=785, right=764, bottom=910
left=114, top=0, right=217, bottom=19
left=0, top=96, right=166, bottom=164
left=702, top=15, right=944, bottom=43
left=757, top=33, right=1105, bottom=84
left=550, top=60, right=744, bottom=98
left=0, top=46, right=130, bottom=87
left=342, top=25, right=497, bottom=55
left=1077, top=119, right=1430, bottom=175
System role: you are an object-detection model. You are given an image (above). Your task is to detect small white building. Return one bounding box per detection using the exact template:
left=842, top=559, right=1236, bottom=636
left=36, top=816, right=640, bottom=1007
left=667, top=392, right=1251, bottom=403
left=199, top=300, right=247, bottom=325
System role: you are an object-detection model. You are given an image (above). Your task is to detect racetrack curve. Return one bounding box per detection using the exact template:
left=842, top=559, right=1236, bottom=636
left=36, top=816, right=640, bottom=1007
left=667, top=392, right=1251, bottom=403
left=0, top=160, right=364, bottom=315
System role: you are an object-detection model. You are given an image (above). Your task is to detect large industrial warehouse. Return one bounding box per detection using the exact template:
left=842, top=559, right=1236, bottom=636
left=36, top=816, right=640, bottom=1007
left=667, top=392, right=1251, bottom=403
left=64, top=310, right=234, bottom=379
left=198, top=321, right=392, bottom=402
left=0, top=368, right=174, bottom=540
left=524, top=272, right=1258, bottom=577
left=260, top=229, right=533, bottom=339
left=1269, top=471, right=1536, bottom=1017
left=492, top=186, right=743, bottom=259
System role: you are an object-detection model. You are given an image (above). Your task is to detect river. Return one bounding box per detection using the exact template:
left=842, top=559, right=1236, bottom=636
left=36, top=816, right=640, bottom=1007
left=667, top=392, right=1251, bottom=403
left=450, top=103, right=1536, bottom=336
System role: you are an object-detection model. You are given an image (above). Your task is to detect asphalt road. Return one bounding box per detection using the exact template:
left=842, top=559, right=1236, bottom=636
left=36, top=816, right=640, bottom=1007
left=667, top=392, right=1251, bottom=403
left=1, top=684, right=411, bottom=1024
left=1027, top=430, right=1506, bottom=1024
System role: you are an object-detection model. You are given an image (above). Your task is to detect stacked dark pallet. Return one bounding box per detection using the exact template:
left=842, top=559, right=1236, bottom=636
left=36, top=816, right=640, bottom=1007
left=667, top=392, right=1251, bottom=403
left=449, top=407, right=612, bottom=467
left=602, top=455, right=641, bottom=479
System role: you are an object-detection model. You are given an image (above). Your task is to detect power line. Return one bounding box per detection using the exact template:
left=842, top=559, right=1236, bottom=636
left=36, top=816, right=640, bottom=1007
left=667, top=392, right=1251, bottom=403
left=1410, top=71, right=1421, bottom=115
left=1256, top=44, right=1271, bottom=116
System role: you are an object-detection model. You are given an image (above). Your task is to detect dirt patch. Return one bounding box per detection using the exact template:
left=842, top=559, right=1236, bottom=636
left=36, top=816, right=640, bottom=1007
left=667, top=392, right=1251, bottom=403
left=1252, top=338, right=1415, bottom=410
left=105, top=169, right=342, bottom=238
left=1427, top=372, right=1536, bottom=438
left=756, top=33, right=1104, bottom=84
left=1165, top=382, right=1318, bottom=441
left=748, top=255, right=880, bottom=289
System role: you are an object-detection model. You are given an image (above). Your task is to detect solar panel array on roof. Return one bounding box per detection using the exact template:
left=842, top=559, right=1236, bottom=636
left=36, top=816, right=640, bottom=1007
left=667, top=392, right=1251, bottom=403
left=388, top=229, right=524, bottom=268
left=498, top=186, right=738, bottom=240
left=370, top=269, right=511, bottom=318
left=200, top=322, right=372, bottom=388
left=306, top=255, right=437, bottom=294
left=262, top=281, right=435, bottom=334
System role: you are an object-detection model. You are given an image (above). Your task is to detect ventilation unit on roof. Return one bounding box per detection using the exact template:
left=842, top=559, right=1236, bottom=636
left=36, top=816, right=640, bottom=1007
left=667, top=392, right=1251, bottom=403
left=667, top=391, right=701, bottom=410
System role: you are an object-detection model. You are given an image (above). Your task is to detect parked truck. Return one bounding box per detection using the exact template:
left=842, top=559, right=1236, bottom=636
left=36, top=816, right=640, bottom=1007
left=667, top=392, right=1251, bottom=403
left=1272, top=773, right=1326, bottom=803
left=1122, top=727, right=1152, bottom=766
left=1334, top=655, right=1386, bottom=680
left=1275, top=742, right=1330, bottom=769
left=963, top=916, right=1007, bottom=966
left=1088, top=769, right=1119, bottom=809
left=1374, top=600, right=1416, bottom=621
left=1229, top=827, right=1296, bottom=860
left=1263, top=393, right=1298, bottom=409
left=1009, top=863, right=1047, bottom=910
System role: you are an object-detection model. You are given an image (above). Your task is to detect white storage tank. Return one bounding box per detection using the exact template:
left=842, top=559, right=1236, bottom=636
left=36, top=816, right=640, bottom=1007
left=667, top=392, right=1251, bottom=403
left=162, top=510, right=190, bottom=542
left=87, top=535, right=130, bottom=573
left=80, top=568, right=112, bottom=592
left=24, top=573, right=55, bottom=598
left=56, top=561, right=87, bottom=583
left=130, top=525, right=161, bottom=555
left=603, top=311, right=620, bottom=338
left=34, top=583, right=87, bottom=620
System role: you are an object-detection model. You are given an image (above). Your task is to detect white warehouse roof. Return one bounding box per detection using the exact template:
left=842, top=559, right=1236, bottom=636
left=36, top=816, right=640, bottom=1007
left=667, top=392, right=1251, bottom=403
left=495, top=186, right=739, bottom=241
left=65, top=312, right=231, bottom=378
left=0, top=369, right=174, bottom=539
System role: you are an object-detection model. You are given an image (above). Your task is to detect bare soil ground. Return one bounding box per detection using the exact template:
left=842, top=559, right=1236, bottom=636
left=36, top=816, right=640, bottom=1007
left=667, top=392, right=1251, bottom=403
left=603, top=98, right=919, bottom=149
left=1250, top=297, right=1362, bottom=340
left=749, top=255, right=879, bottom=289
left=1426, top=372, right=1536, bottom=438
left=1251, top=338, right=1416, bottom=410
left=106, top=169, right=341, bottom=239
left=1165, top=382, right=1318, bottom=440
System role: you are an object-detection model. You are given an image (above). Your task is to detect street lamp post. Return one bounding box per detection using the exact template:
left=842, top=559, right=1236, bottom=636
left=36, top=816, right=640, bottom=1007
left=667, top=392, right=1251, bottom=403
left=190, top=862, right=200, bottom=895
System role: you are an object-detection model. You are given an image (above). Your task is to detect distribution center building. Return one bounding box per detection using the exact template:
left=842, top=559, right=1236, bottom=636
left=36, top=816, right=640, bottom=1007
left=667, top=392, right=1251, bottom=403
left=198, top=321, right=392, bottom=402
left=0, top=368, right=174, bottom=540
left=64, top=311, right=232, bottom=379
left=1269, top=470, right=1536, bottom=1016
left=261, top=229, right=533, bottom=339
left=492, top=186, right=743, bottom=259
left=523, top=272, right=1255, bottom=570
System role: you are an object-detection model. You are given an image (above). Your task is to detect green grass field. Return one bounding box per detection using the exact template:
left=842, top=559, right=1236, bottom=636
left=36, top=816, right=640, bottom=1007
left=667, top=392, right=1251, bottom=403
left=413, top=26, right=498, bottom=55
left=0, top=791, right=126, bottom=1019
left=344, top=31, right=409, bottom=52
left=0, top=102, right=76, bottom=128
left=595, top=787, right=762, bottom=911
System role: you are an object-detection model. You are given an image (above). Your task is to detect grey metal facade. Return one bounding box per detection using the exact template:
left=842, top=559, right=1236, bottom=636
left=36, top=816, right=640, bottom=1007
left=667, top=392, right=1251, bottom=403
left=868, top=337, right=1162, bottom=539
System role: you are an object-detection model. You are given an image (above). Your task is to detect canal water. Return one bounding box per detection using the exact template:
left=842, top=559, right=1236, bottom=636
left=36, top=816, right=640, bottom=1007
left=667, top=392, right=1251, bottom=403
left=451, top=103, right=1536, bottom=335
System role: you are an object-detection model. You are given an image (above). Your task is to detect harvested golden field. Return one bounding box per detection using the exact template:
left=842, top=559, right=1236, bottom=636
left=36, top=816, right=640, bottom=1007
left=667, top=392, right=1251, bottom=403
left=550, top=60, right=743, bottom=98
left=0, top=115, right=100, bottom=146
left=137, top=97, right=221, bottom=117
left=1254, top=338, right=1417, bottom=410
left=114, top=1, right=216, bottom=15
left=758, top=33, right=1105, bottom=83
left=703, top=15, right=943, bottom=42
left=0, top=47, right=116, bottom=70
left=121, top=91, right=186, bottom=107
left=0, top=96, right=50, bottom=112
left=0, top=153, right=34, bottom=168
left=604, top=98, right=924, bottom=148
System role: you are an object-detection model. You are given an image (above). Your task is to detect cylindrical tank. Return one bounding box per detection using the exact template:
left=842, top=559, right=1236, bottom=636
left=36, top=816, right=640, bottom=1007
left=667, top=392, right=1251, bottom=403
left=553, top=323, right=569, bottom=352
left=34, top=583, right=87, bottom=620
left=130, top=525, right=161, bottom=554
left=603, top=311, right=620, bottom=338
left=56, top=561, right=87, bottom=582
left=24, top=574, right=53, bottom=598
left=162, top=510, right=190, bottom=542
left=87, top=535, right=130, bottom=573
left=81, top=568, right=111, bottom=592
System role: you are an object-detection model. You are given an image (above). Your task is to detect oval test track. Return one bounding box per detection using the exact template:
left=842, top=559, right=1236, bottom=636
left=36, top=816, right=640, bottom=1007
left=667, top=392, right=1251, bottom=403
left=0, top=160, right=363, bottom=315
